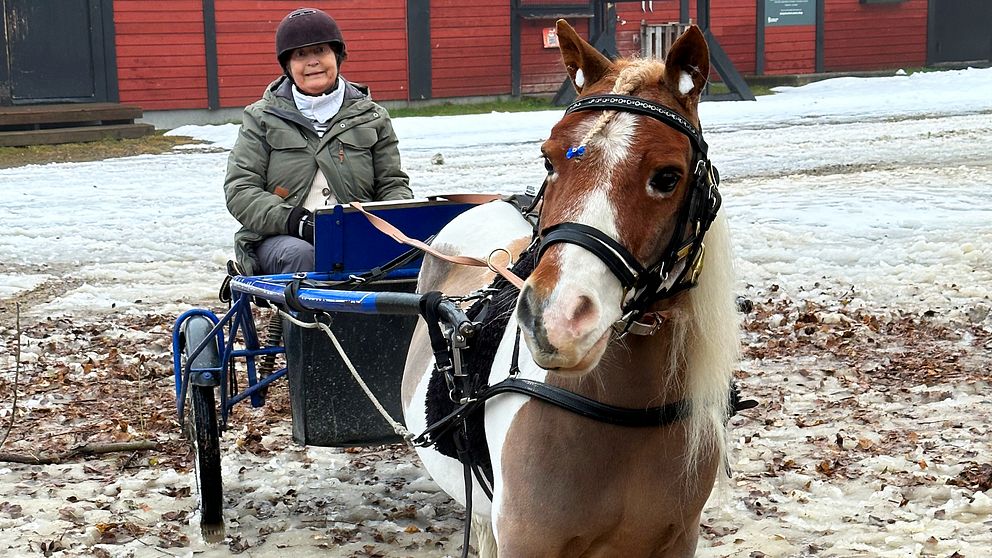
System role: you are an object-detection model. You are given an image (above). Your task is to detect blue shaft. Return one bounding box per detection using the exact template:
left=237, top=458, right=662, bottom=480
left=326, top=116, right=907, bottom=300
left=230, top=276, right=424, bottom=316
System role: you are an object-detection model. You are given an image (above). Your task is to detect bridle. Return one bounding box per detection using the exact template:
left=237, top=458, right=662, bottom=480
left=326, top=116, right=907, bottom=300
left=536, top=93, right=722, bottom=334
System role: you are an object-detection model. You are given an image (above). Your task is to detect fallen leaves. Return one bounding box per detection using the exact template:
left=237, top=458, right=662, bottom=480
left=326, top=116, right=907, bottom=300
left=94, top=521, right=146, bottom=544
left=947, top=463, right=992, bottom=492
left=717, top=288, right=992, bottom=553
left=0, top=501, right=23, bottom=519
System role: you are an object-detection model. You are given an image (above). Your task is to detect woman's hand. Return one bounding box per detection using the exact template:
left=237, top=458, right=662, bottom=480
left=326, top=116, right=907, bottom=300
left=287, top=207, right=315, bottom=244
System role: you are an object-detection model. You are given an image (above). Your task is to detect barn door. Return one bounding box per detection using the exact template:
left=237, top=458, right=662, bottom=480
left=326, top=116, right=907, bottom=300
left=927, top=0, right=992, bottom=65
left=0, top=0, right=114, bottom=105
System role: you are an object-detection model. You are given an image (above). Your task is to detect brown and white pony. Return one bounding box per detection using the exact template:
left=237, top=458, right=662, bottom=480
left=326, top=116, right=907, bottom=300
left=403, top=20, right=739, bottom=557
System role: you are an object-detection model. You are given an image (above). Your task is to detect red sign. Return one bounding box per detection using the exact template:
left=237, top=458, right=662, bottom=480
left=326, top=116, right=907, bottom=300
left=543, top=28, right=559, bottom=49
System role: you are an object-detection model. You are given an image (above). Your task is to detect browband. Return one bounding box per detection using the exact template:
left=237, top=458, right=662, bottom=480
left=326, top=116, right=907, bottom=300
left=565, top=94, right=708, bottom=157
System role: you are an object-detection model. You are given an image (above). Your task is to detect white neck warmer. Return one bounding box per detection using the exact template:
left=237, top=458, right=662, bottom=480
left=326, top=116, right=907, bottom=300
left=292, top=77, right=345, bottom=124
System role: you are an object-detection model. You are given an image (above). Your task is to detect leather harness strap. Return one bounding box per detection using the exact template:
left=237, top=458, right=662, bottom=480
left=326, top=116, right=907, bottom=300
left=349, top=201, right=525, bottom=289
left=565, top=94, right=709, bottom=157
left=482, top=377, right=691, bottom=427
left=544, top=94, right=722, bottom=331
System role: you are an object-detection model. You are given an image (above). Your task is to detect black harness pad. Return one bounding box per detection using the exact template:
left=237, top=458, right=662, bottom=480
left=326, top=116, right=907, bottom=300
left=424, top=243, right=538, bottom=475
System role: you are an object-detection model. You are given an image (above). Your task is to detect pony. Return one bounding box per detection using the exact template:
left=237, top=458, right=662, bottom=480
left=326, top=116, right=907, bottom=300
left=402, top=19, right=739, bottom=557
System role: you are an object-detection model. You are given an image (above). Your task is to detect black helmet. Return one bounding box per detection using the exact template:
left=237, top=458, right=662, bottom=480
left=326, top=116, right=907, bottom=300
left=275, top=8, right=347, bottom=68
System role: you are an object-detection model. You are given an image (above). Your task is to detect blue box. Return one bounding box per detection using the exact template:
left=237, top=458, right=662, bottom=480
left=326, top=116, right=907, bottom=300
left=313, top=198, right=480, bottom=280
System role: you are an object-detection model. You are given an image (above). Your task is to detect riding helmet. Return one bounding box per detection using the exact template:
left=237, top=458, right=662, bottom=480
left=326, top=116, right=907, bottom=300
left=275, top=8, right=347, bottom=68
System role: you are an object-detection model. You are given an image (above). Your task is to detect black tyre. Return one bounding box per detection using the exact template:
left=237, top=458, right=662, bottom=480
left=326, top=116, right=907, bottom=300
left=180, top=316, right=225, bottom=541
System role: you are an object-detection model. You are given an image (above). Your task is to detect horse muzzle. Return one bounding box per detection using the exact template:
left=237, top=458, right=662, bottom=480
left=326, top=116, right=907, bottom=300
left=516, top=282, right=613, bottom=374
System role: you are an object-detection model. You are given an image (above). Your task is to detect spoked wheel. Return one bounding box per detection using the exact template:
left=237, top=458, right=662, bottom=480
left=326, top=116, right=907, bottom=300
left=180, top=315, right=225, bottom=542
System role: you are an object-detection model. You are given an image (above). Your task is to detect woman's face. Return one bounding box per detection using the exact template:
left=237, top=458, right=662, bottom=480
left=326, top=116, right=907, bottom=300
left=288, top=43, right=338, bottom=95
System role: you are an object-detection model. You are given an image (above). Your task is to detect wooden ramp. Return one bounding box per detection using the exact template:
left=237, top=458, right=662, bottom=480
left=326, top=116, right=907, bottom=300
left=0, top=103, right=155, bottom=147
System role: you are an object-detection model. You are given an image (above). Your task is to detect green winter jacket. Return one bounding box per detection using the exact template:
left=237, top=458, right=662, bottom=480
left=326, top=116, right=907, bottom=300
left=225, top=76, right=412, bottom=275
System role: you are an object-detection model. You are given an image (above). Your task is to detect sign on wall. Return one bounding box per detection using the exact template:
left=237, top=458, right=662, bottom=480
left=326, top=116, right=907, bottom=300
left=765, top=0, right=816, bottom=26
left=543, top=28, right=559, bottom=48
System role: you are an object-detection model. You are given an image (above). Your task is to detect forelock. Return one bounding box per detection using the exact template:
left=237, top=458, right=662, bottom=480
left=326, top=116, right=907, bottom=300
left=577, top=59, right=667, bottom=149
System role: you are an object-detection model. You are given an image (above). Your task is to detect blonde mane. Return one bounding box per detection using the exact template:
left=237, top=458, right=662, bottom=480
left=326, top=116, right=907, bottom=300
left=675, top=213, right=739, bottom=472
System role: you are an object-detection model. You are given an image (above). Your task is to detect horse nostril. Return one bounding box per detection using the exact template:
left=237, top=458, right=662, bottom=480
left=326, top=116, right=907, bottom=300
left=517, top=284, right=537, bottom=330
left=567, top=295, right=599, bottom=333
left=517, top=285, right=557, bottom=355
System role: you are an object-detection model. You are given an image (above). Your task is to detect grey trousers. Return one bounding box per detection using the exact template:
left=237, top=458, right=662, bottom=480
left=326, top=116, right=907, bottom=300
left=256, top=235, right=315, bottom=275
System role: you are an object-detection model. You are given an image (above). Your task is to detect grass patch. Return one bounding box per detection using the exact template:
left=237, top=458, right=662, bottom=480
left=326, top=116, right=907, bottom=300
left=0, top=132, right=204, bottom=170
left=706, top=82, right=774, bottom=97
left=387, top=96, right=556, bottom=118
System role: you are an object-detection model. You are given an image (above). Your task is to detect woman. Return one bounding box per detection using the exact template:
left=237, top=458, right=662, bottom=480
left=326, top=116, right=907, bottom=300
left=224, top=7, right=412, bottom=276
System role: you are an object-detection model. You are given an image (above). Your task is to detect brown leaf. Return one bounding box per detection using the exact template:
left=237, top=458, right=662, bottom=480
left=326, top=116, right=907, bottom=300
left=946, top=463, right=992, bottom=491
left=57, top=507, right=83, bottom=524
left=0, top=502, right=23, bottom=519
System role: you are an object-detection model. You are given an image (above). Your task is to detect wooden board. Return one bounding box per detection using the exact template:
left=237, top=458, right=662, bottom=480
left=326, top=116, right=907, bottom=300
left=0, top=104, right=144, bottom=128
left=0, top=123, right=155, bottom=147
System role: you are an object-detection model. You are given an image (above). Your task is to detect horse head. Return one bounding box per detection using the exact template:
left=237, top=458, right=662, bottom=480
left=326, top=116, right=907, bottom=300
left=517, top=19, right=717, bottom=374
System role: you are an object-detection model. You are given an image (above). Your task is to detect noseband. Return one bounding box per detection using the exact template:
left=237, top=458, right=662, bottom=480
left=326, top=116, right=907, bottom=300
left=537, top=94, right=722, bottom=333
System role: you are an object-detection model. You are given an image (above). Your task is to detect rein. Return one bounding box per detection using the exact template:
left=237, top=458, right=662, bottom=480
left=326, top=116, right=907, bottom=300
left=349, top=199, right=525, bottom=289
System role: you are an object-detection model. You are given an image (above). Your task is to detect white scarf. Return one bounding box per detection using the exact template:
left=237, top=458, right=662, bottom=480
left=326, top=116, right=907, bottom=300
left=293, top=77, right=345, bottom=133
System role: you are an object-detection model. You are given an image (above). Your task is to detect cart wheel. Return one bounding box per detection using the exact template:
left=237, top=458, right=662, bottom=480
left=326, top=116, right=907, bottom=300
left=180, top=316, right=225, bottom=542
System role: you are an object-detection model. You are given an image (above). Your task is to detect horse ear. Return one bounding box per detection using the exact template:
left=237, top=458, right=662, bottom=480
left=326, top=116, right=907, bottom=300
left=556, top=19, right=613, bottom=94
left=664, top=25, right=710, bottom=102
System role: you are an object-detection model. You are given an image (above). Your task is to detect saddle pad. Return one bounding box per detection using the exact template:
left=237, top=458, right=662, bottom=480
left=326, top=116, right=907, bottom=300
left=425, top=243, right=538, bottom=478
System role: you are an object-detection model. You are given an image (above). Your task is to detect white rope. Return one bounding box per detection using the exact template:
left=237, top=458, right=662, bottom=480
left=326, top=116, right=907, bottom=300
left=278, top=310, right=414, bottom=440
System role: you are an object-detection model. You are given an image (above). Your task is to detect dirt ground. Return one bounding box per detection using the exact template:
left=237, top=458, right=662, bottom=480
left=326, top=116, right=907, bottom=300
left=1, top=279, right=989, bottom=557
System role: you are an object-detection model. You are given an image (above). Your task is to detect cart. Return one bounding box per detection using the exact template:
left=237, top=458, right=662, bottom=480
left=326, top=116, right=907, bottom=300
left=171, top=197, right=484, bottom=540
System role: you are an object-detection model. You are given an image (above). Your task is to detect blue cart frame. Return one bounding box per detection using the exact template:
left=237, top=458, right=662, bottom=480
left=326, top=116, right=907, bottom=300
left=170, top=198, right=482, bottom=539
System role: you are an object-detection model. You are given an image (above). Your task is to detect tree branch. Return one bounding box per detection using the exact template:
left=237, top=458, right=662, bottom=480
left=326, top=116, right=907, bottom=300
left=0, top=302, right=21, bottom=450
left=0, top=440, right=158, bottom=465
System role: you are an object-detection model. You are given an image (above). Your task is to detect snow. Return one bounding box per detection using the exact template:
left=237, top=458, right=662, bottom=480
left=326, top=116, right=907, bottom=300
left=1, top=66, right=991, bottom=556
left=0, top=273, right=50, bottom=298
left=3, top=67, right=990, bottom=320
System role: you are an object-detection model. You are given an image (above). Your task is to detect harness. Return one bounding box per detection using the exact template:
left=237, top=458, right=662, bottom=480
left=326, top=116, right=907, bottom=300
left=412, top=94, right=755, bottom=557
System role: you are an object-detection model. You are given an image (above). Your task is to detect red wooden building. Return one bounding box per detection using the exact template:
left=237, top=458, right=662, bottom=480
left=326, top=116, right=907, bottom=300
left=1, top=1, right=989, bottom=116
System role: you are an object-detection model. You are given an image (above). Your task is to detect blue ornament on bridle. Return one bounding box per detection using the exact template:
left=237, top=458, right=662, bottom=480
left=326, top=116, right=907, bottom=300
left=565, top=145, right=586, bottom=159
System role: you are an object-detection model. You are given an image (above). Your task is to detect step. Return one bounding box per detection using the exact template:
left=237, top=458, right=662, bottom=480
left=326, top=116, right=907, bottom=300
left=0, top=123, right=155, bottom=147
left=0, top=103, right=144, bottom=129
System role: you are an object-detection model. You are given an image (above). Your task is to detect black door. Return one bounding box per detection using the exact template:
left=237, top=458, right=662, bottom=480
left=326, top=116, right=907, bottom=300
left=0, top=0, right=115, bottom=105
left=927, top=0, right=992, bottom=65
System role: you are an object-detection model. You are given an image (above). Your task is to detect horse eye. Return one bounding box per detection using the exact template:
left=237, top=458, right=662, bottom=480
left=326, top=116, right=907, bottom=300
left=649, top=169, right=681, bottom=193
left=543, top=156, right=555, bottom=175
